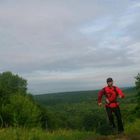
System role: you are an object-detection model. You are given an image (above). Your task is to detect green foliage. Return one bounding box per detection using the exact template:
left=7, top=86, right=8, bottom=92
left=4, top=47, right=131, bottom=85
left=135, top=73, right=140, bottom=90
left=34, top=87, right=137, bottom=134
left=0, top=71, right=139, bottom=139
left=135, top=73, right=140, bottom=103
left=125, top=119, right=140, bottom=134
left=0, top=70, right=139, bottom=138
left=34, top=90, right=98, bottom=106
left=83, top=111, right=103, bottom=131
left=0, top=71, right=48, bottom=129
left=0, top=94, right=41, bottom=127
left=82, top=110, right=116, bottom=135
left=0, top=71, right=27, bottom=104
left=135, top=73, right=140, bottom=116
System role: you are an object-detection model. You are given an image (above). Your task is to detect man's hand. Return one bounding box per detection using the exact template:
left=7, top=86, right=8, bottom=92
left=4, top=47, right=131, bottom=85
left=119, top=95, right=122, bottom=98
left=106, top=98, right=110, bottom=104
left=98, top=102, right=102, bottom=107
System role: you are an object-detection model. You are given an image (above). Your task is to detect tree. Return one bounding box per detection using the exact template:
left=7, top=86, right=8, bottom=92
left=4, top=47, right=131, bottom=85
left=0, top=71, right=27, bottom=104
left=135, top=73, right=140, bottom=116
left=0, top=71, right=49, bottom=128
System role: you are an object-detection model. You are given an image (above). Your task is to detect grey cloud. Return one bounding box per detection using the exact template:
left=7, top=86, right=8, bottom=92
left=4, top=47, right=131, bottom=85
left=0, top=0, right=140, bottom=93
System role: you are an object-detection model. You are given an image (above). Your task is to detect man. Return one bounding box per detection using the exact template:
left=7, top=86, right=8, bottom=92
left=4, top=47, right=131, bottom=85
left=98, top=78, right=125, bottom=134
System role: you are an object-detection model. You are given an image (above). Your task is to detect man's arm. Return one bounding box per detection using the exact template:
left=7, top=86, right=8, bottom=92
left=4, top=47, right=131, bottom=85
left=98, top=88, right=105, bottom=106
left=116, top=87, right=125, bottom=98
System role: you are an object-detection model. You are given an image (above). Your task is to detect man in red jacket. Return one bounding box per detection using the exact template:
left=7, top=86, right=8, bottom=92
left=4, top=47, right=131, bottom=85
left=98, top=78, right=125, bottom=133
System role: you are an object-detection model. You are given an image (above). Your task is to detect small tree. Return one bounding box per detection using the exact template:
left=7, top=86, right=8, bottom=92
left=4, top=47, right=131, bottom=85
left=0, top=71, right=27, bottom=104
left=135, top=73, right=140, bottom=116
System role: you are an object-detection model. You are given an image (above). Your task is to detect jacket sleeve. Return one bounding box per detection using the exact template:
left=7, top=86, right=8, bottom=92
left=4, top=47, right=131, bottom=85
left=116, top=87, right=125, bottom=98
left=98, top=88, right=105, bottom=103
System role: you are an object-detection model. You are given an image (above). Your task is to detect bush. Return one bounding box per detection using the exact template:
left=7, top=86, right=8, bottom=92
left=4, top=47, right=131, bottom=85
left=0, top=94, right=41, bottom=127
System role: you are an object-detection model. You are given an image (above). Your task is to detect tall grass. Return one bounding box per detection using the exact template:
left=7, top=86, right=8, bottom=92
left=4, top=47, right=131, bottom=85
left=0, top=119, right=140, bottom=140
left=0, top=128, right=96, bottom=140
left=125, top=119, right=140, bottom=134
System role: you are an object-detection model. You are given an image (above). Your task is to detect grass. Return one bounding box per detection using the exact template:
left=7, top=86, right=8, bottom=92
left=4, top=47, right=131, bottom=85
left=0, top=128, right=96, bottom=140
left=0, top=121, right=140, bottom=140
left=125, top=119, right=140, bottom=135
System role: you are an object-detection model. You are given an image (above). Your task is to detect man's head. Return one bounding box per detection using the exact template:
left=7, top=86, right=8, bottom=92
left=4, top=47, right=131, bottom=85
left=106, top=77, right=113, bottom=87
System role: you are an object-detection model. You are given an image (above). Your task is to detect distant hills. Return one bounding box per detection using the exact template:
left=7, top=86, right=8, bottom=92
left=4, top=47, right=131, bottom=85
left=34, top=86, right=136, bottom=106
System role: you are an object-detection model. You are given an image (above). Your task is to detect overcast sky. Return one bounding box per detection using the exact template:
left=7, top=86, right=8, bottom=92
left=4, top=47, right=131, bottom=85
left=0, top=0, right=140, bottom=94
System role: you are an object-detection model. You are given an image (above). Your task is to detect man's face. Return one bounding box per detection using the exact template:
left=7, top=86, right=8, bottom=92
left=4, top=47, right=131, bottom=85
left=107, top=81, right=113, bottom=87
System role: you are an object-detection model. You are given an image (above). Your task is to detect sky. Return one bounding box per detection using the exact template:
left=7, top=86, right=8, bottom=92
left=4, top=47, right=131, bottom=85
left=0, top=0, right=140, bottom=94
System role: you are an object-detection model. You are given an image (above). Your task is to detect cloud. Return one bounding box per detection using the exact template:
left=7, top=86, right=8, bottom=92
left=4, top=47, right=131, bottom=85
left=0, top=0, right=140, bottom=94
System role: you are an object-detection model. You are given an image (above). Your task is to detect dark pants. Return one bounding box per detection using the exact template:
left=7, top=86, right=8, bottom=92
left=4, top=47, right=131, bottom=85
left=106, top=106, right=124, bottom=132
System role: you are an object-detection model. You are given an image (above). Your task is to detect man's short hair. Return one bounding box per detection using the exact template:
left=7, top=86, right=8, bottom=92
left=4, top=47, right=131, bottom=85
left=106, top=77, right=113, bottom=83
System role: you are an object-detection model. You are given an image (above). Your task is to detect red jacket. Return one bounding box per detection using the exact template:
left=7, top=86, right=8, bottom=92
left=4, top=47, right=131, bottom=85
left=98, top=86, right=125, bottom=108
